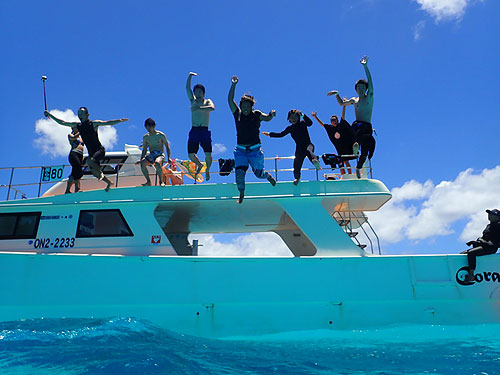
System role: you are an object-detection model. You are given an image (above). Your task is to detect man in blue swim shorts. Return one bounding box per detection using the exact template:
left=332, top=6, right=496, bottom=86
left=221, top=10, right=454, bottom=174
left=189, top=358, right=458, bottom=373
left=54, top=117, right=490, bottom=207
left=186, top=72, right=215, bottom=181
left=228, top=75, right=277, bottom=203
left=136, top=118, right=171, bottom=186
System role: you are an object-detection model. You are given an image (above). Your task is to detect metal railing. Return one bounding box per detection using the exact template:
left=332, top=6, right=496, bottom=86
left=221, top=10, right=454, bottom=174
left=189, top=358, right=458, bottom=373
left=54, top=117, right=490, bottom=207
left=0, top=154, right=372, bottom=201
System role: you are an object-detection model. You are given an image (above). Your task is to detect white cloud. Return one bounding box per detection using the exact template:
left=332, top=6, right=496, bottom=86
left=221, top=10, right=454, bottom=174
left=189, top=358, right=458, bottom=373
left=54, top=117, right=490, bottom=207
left=212, top=143, right=228, bottom=155
left=369, top=166, right=500, bottom=244
left=414, top=20, right=426, bottom=40
left=190, top=233, right=291, bottom=257
left=34, top=109, right=118, bottom=158
left=414, top=0, right=475, bottom=22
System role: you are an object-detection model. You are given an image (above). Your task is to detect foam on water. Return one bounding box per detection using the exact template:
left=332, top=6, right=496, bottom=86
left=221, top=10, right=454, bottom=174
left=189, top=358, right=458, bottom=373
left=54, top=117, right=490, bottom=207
left=0, top=318, right=499, bottom=374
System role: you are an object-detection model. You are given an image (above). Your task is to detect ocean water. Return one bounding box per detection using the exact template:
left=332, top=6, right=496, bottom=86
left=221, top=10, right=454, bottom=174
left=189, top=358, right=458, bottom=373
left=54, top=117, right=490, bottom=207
left=0, top=318, right=499, bottom=375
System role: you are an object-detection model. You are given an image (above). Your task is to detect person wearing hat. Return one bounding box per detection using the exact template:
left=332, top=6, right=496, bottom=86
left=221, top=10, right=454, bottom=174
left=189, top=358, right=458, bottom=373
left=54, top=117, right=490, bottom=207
left=461, top=209, right=500, bottom=281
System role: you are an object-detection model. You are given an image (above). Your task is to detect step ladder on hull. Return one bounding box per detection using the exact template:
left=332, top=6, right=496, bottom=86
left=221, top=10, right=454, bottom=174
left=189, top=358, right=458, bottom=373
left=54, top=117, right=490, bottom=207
left=332, top=211, right=381, bottom=254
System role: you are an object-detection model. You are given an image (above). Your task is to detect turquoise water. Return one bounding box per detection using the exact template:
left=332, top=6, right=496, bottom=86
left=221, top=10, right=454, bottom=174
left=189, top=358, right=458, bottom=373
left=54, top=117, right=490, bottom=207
left=0, top=318, right=499, bottom=374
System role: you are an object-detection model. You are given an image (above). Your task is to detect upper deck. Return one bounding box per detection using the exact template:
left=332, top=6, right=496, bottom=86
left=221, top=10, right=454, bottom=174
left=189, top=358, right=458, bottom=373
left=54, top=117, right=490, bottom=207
left=0, top=149, right=391, bottom=257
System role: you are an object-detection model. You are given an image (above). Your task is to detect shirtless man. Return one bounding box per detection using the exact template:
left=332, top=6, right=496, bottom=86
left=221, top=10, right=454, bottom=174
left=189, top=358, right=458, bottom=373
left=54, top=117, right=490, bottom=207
left=136, top=118, right=171, bottom=186
left=328, top=56, right=375, bottom=178
left=44, top=107, right=128, bottom=191
left=186, top=72, right=215, bottom=181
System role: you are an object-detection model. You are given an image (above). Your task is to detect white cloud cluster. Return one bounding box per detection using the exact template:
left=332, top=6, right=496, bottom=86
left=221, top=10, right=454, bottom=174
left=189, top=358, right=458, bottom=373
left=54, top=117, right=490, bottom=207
left=34, top=109, right=118, bottom=158
left=368, top=166, right=500, bottom=244
left=191, top=232, right=291, bottom=257
left=414, top=0, right=472, bottom=21
left=212, top=143, right=228, bottom=155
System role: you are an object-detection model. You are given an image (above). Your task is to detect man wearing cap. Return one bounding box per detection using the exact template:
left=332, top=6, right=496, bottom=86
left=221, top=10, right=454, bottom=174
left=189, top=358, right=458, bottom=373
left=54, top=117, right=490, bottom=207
left=461, top=209, right=500, bottom=281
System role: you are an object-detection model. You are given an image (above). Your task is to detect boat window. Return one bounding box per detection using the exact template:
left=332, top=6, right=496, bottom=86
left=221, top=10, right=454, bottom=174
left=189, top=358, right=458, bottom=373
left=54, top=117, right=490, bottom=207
left=81, top=156, right=128, bottom=176
left=0, top=212, right=41, bottom=239
left=76, top=209, right=133, bottom=238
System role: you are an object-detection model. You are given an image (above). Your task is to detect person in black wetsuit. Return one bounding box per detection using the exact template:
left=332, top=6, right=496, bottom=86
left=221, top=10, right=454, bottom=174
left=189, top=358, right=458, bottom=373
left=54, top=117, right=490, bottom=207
left=263, top=109, right=321, bottom=185
left=44, top=107, right=128, bottom=192
left=65, top=127, right=84, bottom=194
left=328, top=56, right=375, bottom=178
left=311, top=104, right=355, bottom=175
left=460, top=209, right=500, bottom=282
left=227, top=75, right=277, bottom=204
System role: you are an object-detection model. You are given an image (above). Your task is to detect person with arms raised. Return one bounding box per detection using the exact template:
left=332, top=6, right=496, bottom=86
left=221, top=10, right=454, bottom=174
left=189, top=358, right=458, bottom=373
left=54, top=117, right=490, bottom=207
left=45, top=107, right=128, bottom=192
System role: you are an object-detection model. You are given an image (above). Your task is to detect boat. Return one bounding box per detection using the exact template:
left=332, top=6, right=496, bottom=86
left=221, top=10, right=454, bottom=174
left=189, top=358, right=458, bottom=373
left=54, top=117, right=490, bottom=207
left=0, top=153, right=499, bottom=338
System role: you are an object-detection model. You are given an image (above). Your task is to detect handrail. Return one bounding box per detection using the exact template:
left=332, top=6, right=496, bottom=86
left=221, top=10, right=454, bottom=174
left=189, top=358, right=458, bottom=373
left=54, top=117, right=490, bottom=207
left=0, top=154, right=373, bottom=201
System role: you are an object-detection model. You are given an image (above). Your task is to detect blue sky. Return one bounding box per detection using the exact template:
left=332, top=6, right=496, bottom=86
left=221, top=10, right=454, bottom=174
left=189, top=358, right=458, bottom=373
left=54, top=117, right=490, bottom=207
left=0, top=0, right=499, bottom=255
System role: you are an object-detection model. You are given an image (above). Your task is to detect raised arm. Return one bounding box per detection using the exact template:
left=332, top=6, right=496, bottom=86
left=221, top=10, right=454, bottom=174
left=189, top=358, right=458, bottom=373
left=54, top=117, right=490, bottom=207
left=311, top=112, right=326, bottom=127
left=341, top=102, right=346, bottom=120
left=260, top=110, right=276, bottom=122
left=44, top=110, right=79, bottom=127
left=302, top=113, right=313, bottom=126
left=228, top=76, right=238, bottom=113
left=328, top=91, right=355, bottom=107
left=186, top=72, right=196, bottom=102
left=361, top=56, right=373, bottom=96
left=93, top=118, right=129, bottom=126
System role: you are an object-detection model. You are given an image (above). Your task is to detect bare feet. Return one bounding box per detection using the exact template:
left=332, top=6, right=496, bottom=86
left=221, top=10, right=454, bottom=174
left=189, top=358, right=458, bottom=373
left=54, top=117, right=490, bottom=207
left=267, top=175, right=276, bottom=187
left=237, top=191, right=245, bottom=204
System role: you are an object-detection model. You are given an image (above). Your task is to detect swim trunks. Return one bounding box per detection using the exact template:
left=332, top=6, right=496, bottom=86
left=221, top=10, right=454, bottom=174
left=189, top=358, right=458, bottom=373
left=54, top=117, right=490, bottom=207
left=145, top=150, right=165, bottom=164
left=188, top=126, right=212, bottom=154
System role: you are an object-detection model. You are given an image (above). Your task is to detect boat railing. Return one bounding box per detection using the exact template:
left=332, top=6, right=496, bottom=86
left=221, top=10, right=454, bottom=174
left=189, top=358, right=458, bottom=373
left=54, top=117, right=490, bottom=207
left=0, top=155, right=372, bottom=201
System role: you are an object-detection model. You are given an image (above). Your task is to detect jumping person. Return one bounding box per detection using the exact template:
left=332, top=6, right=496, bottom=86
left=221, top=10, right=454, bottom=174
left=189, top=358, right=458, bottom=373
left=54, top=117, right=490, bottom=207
left=44, top=108, right=128, bottom=192
left=65, top=128, right=84, bottom=193
left=328, top=55, right=375, bottom=178
left=460, top=209, right=500, bottom=282
left=263, top=110, right=320, bottom=185
left=186, top=72, right=215, bottom=181
left=311, top=104, right=355, bottom=175
left=136, top=118, right=171, bottom=186
left=228, top=75, right=277, bottom=204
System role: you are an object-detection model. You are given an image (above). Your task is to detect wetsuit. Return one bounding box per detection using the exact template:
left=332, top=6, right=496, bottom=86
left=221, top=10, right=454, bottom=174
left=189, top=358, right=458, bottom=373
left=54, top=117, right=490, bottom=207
left=269, top=114, right=318, bottom=180
left=461, top=221, right=500, bottom=272
left=232, top=108, right=272, bottom=192
left=352, top=120, right=375, bottom=169
left=323, top=119, right=355, bottom=156
left=76, top=120, right=106, bottom=163
left=68, top=138, right=84, bottom=181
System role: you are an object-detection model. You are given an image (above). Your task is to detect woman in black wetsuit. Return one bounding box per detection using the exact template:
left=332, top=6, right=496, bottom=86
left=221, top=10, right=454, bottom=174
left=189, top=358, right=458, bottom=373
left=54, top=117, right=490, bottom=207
left=65, top=128, right=84, bottom=194
left=263, top=109, right=321, bottom=185
left=311, top=105, right=355, bottom=175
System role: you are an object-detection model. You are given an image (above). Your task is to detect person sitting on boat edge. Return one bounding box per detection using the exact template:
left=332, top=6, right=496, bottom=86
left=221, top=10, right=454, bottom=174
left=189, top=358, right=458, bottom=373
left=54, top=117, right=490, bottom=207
left=329, top=55, right=375, bottom=179
left=263, top=109, right=320, bottom=185
left=311, top=102, right=355, bottom=175
left=186, top=72, right=215, bottom=181
left=228, top=75, right=277, bottom=204
left=65, top=127, right=84, bottom=193
left=460, top=209, right=500, bottom=282
left=136, top=118, right=172, bottom=186
left=44, top=107, right=128, bottom=192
